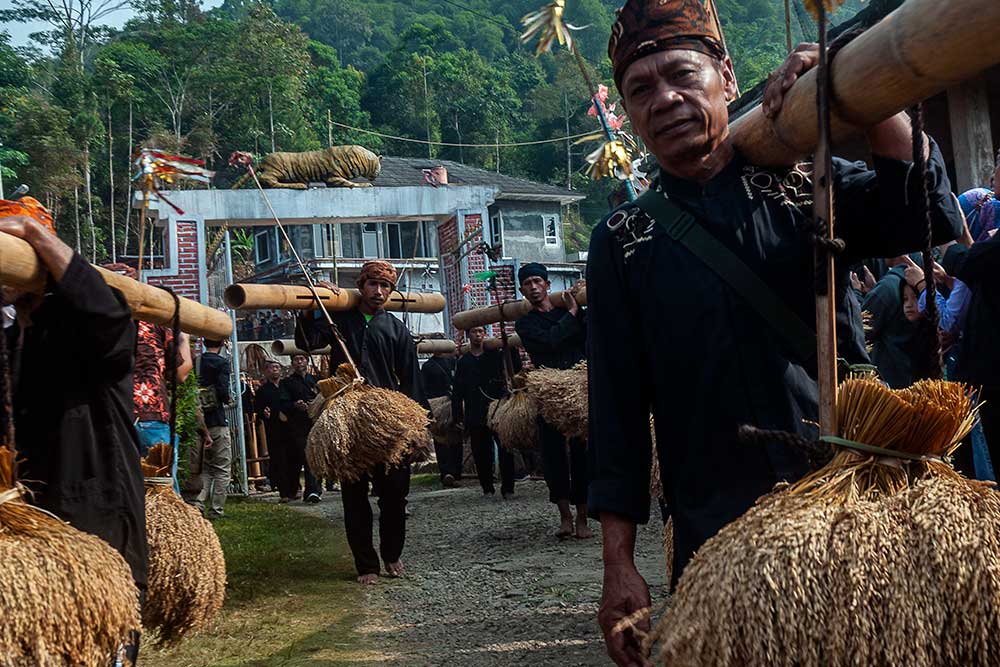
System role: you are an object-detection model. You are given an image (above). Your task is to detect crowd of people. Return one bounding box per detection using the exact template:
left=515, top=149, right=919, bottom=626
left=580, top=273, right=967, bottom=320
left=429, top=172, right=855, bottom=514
left=237, top=309, right=296, bottom=342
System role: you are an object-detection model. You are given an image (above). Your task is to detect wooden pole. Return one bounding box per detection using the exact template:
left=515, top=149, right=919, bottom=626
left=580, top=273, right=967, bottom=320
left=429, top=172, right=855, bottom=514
left=460, top=334, right=522, bottom=354
left=416, top=339, right=458, bottom=355
left=814, top=6, right=839, bottom=438
left=225, top=283, right=446, bottom=314
left=730, top=0, right=1000, bottom=166
left=452, top=289, right=587, bottom=330
left=271, top=339, right=331, bottom=356
left=0, top=232, right=234, bottom=339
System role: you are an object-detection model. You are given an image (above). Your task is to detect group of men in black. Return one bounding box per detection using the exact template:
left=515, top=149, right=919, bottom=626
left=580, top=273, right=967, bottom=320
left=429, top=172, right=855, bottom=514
left=253, top=353, right=323, bottom=504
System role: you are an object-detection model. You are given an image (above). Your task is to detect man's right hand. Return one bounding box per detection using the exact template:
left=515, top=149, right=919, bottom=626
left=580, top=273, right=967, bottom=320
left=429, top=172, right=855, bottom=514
left=599, top=561, right=652, bottom=667
left=562, top=290, right=579, bottom=316
left=317, top=280, right=341, bottom=296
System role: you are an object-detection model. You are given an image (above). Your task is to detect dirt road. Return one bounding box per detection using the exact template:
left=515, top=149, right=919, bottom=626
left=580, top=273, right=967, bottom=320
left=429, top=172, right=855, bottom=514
left=287, top=478, right=668, bottom=666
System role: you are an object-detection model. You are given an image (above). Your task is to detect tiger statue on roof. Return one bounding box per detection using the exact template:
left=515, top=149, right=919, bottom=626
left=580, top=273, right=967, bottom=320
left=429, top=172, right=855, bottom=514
left=231, top=145, right=381, bottom=190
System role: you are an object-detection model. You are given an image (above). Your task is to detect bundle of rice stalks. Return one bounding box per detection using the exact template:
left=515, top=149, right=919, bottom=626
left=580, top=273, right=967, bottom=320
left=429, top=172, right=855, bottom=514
left=524, top=362, right=588, bottom=441
left=141, top=444, right=226, bottom=646
left=649, top=377, right=994, bottom=666
left=307, top=364, right=431, bottom=483
left=0, top=445, right=140, bottom=665
left=488, top=375, right=539, bottom=450
left=428, top=396, right=453, bottom=438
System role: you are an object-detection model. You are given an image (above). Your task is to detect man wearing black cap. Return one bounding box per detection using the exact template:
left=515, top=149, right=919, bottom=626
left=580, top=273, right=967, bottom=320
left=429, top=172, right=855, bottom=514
left=514, top=262, right=590, bottom=539
left=589, top=1, right=963, bottom=663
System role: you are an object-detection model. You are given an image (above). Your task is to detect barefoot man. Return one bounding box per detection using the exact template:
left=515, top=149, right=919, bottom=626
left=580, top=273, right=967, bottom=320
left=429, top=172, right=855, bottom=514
left=296, top=260, right=426, bottom=584
left=514, top=262, right=591, bottom=539
left=589, top=1, right=962, bottom=664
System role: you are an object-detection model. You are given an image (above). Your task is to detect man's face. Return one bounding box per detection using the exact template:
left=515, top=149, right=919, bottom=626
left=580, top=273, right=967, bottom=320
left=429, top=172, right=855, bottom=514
left=291, top=355, right=308, bottom=373
left=469, top=327, right=486, bottom=345
left=620, top=49, right=737, bottom=165
left=360, top=278, right=393, bottom=310
left=520, top=276, right=550, bottom=306
left=265, top=362, right=281, bottom=382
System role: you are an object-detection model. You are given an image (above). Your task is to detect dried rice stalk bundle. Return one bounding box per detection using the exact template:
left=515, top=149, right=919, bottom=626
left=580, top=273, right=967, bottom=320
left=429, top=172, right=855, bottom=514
left=524, top=362, right=588, bottom=441
left=662, top=517, right=673, bottom=589
left=0, top=445, right=140, bottom=666
left=307, top=364, right=430, bottom=483
left=652, top=475, right=1000, bottom=666
left=143, top=484, right=226, bottom=645
left=650, top=416, right=662, bottom=500
left=488, top=388, right=539, bottom=450
left=650, top=378, right=992, bottom=666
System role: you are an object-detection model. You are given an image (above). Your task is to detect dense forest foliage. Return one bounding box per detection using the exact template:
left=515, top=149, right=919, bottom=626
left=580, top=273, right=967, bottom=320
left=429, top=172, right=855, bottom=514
left=0, top=0, right=867, bottom=258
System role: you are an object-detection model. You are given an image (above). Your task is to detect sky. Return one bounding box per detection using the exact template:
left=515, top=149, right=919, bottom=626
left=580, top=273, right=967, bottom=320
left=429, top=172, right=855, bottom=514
left=0, top=0, right=222, bottom=48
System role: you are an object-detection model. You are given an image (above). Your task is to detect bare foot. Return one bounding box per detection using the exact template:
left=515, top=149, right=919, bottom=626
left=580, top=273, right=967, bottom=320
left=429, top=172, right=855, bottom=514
left=357, top=573, right=378, bottom=585
left=385, top=560, right=406, bottom=577
left=557, top=515, right=574, bottom=539
left=574, top=520, right=593, bottom=539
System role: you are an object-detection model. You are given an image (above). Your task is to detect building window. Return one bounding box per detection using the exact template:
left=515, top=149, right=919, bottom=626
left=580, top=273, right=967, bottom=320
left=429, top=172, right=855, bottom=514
left=362, top=222, right=379, bottom=258
left=489, top=212, right=504, bottom=252
left=254, top=229, right=272, bottom=264
left=544, top=215, right=559, bottom=246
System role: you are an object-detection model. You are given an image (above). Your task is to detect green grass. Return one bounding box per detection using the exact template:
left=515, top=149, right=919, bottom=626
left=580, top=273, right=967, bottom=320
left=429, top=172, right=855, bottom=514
left=143, top=498, right=380, bottom=667
left=408, top=472, right=441, bottom=489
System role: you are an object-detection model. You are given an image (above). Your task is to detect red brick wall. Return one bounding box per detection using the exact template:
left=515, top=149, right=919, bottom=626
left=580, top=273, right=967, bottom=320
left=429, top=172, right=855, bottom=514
left=149, top=219, right=200, bottom=301
left=438, top=216, right=462, bottom=340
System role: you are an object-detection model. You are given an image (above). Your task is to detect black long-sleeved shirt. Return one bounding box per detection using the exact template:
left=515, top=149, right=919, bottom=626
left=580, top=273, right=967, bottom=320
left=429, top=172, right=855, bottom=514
left=943, top=234, right=1000, bottom=386
left=420, top=356, right=455, bottom=400
left=11, top=254, right=148, bottom=590
left=296, top=309, right=426, bottom=408
left=279, top=372, right=318, bottom=439
left=587, top=142, right=962, bottom=582
left=515, top=307, right=586, bottom=370
left=198, top=352, right=231, bottom=428
left=254, top=380, right=283, bottom=435
left=452, top=348, right=522, bottom=428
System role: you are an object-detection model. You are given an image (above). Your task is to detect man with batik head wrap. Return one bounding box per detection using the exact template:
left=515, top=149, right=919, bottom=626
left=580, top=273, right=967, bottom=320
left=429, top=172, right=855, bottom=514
left=296, top=260, right=426, bottom=584
left=589, top=1, right=963, bottom=663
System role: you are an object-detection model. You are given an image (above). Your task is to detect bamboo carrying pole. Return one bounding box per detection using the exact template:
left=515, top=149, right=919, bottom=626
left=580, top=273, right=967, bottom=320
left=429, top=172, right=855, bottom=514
left=0, top=232, right=233, bottom=339
left=460, top=334, right=522, bottom=353
left=225, top=283, right=446, bottom=314
left=272, top=338, right=469, bottom=356
left=452, top=289, right=587, bottom=330
left=271, top=339, right=331, bottom=356
left=731, top=0, right=1000, bottom=166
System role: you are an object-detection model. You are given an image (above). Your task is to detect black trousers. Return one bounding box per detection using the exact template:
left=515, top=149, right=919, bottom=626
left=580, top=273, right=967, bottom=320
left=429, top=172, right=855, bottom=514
left=341, top=462, right=411, bottom=576
left=285, top=427, right=321, bottom=499
left=539, top=419, right=588, bottom=505
left=469, top=425, right=514, bottom=494
left=265, top=425, right=288, bottom=496
left=435, top=439, right=464, bottom=481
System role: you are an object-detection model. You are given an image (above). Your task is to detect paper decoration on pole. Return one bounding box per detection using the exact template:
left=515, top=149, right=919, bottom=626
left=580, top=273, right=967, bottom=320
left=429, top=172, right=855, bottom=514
left=520, top=0, right=586, bottom=55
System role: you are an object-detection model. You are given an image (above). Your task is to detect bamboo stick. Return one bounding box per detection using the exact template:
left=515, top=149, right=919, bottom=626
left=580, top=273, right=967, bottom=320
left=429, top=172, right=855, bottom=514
left=416, top=339, right=458, bottom=355
left=460, top=334, right=522, bottom=354
left=0, top=232, right=233, bottom=339
left=730, top=0, right=1000, bottom=166
left=225, top=283, right=445, bottom=314
left=452, top=289, right=587, bottom=330
left=270, top=339, right=330, bottom=356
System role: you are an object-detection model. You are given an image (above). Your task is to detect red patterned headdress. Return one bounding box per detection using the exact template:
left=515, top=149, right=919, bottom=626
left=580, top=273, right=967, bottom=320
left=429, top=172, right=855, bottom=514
left=609, top=0, right=727, bottom=93
left=357, top=260, right=398, bottom=290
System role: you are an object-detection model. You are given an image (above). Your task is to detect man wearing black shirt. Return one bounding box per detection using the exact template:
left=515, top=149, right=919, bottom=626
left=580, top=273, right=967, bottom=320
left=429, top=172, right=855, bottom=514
left=514, top=263, right=590, bottom=539
left=453, top=325, right=521, bottom=498
left=296, top=260, right=426, bottom=584
left=279, top=353, right=321, bottom=504
left=1, top=212, right=147, bottom=662
left=255, top=360, right=290, bottom=500
left=194, top=338, right=233, bottom=520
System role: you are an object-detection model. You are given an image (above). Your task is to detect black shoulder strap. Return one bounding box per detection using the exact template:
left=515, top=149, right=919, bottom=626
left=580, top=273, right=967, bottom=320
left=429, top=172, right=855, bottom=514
left=633, top=189, right=816, bottom=361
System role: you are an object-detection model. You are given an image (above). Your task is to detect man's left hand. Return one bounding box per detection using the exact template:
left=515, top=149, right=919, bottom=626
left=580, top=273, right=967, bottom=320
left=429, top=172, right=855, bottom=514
left=763, top=43, right=819, bottom=119
left=0, top=215, right=75, bottom=281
